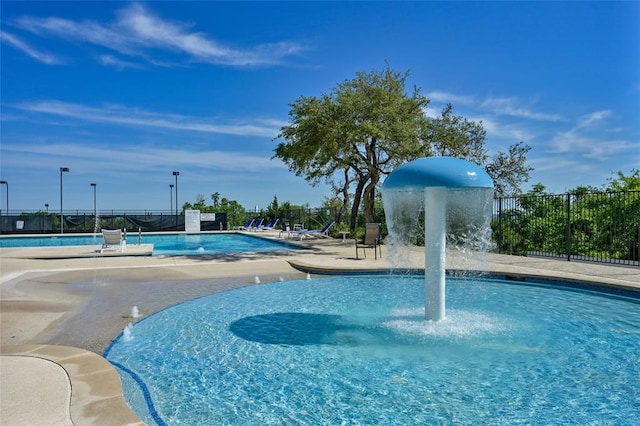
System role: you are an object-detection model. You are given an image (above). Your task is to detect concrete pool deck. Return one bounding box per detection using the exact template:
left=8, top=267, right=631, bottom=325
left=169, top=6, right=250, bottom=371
left=1, top=232, right=639, bottom=425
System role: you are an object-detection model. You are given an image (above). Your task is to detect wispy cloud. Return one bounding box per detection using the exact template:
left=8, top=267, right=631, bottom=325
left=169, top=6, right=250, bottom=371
left=480, top=97, right=563, bottom=122
left=426, top=91, right=475, bottom=106
left=1, top=141, right=283, bottom=174
left=550, top=109, right=636, bottom=158
left=11, top=2, right=306, bottom=67
left=528, top=157, right=597, bottom=175
left=575, top=110, right=612, bottom=128
left=0, top=30, right=63, bottom=65
left=426, top=90, right=562, bottom=122
left=96, top=54, right=142, bottom=70
left=426, top=90, right=557, bottom=145
left=14, top=100, right=285, bottom=137
left=475, top=116, right=535, bottom=142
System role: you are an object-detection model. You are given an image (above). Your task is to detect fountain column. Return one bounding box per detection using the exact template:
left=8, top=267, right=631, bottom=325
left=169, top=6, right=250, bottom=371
left=425, top=187, right=446, bottom=321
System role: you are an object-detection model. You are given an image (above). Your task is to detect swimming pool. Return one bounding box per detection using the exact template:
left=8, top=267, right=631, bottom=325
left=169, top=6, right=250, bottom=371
left=0, top=233, right=299, bottom=256
left=104, top=275, right=640, bottom=425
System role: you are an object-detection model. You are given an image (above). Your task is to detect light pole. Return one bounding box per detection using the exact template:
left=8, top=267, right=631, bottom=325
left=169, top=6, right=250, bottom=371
left=44, top=203, right=49, bottom=233
left=90, top=183, right=97, bottom=215
left=60, top=167, right=69, bottom=233
left=172, top=171, right=180, bottom=229
left=90, top=183, right=97, bottom=231
left=0, top=181, right=7, bottom=217
left=169, top=184, right=174, bottom=216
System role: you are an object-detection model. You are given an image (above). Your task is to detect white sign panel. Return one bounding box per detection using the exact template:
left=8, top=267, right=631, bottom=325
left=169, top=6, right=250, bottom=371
left=200, top=213, right=216, bottom=221
left=185, top=209, right=201, bottom=233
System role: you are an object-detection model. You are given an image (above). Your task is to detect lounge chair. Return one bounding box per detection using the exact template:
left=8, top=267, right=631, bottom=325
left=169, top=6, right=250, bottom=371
left=101, top=229, right=125, bottom=253
left=249, top=218, right=264, bottom=231
left=278, top=222, right=305, bottom=238
left=258, top=218, right=279, bottom=231
left=292, top=221, right=335, bottom=240
left=355, top=223, right=382, bottom=259
left=234, top=218, right=254, bottom=231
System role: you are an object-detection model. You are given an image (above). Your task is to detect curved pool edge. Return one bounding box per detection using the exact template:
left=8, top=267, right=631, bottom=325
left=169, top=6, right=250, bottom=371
left=0, top=344, right=144, bottom=425
left=287, top=260, right=640, bottom=297
left=102, top=273, right=640, bottom=425
left=0, top=244, right=154, bottom=259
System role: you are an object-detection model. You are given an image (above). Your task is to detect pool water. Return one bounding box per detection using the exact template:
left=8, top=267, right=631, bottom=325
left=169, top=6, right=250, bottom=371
left=150, top=233, right=297, bottom=256
left=104, top=275, right=640, bottom=425
left=0, top=233, right=298, bottom=256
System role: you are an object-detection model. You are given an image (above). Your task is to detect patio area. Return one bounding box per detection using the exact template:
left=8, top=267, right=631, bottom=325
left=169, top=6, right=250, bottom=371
left=1, top=233, right=638, bottom=424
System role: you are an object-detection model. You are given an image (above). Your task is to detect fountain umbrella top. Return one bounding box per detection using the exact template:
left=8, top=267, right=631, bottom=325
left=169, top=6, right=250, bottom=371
left=382, top=156, right=493, bottom=191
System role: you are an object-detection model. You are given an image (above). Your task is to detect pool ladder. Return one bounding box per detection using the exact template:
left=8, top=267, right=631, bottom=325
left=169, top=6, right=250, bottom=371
left=123, top=228, right=143, bottom=245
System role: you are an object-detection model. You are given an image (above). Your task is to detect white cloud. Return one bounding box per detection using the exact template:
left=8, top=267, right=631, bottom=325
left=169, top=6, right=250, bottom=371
left=576, top=110, right=612, bottom=128
left=15, top=100, right=285, bottom=137
left=1, top=141, right=285, bottom=176
left=426, top=91, right=475, bottom=105
left=14, top=15, right=136, bottom=54
left=12, top=2, right=305, bottom=67
left=548, top=109, right=637, bottom=160
left=96, top=54, right=141, bottom=70
left=427, top=90, right=563, bottom=122
left=422, top=106, right=438, bottom=119
left=471, top=116, right=535, bottom=142
left=480, top=96, right=563, bottom=122
left=0, top=30, right=63, bottom=65
left=528, top=157, right=584, bottom=173
left=426, top=90, right=563, bottom=145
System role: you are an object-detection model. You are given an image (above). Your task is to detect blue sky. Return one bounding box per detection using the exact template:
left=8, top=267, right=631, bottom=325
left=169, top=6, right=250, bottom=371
left=1, top=1, right=638, bottom=213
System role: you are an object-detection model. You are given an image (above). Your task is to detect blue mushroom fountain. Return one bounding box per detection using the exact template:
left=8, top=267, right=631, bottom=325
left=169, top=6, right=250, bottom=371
left=382, top=157, right=494, bottom=321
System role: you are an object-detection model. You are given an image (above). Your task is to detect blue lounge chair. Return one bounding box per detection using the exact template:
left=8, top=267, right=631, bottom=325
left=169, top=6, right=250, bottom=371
left=293, top=221, right=335, bottom=240
left=234, top=218, right=254, bottom=231
left=258, top=218, right=279, bottom=231
left=249, top=218, right=264, bottom=231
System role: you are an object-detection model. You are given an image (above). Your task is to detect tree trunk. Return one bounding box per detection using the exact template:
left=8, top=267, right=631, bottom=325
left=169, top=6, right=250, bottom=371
left=349, top=176, right=368, bottom=231
left=361, top=137, right=379, bottom=223
left=337, top=171, right=350, bottom=224
left=362, top=176, right=378, bottom=223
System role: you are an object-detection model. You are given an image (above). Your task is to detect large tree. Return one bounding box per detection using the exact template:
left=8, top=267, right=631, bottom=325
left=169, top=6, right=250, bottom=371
left=274, top=65, right=531, bottom=230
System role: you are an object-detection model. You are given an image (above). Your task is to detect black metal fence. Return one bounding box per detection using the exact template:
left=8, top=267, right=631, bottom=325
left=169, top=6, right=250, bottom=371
left=0, top=206, right=340, bottom=235
left=493, top=191, right=639, bottom=266
left=2, top=192, right=638, bottom=266
left=0, top=211, right=226, bottom=234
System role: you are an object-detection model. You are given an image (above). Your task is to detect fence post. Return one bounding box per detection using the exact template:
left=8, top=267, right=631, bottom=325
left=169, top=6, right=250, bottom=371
left=565, top=193, right=571, bottom=261
left=498, top=197, right=503, bottom=253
